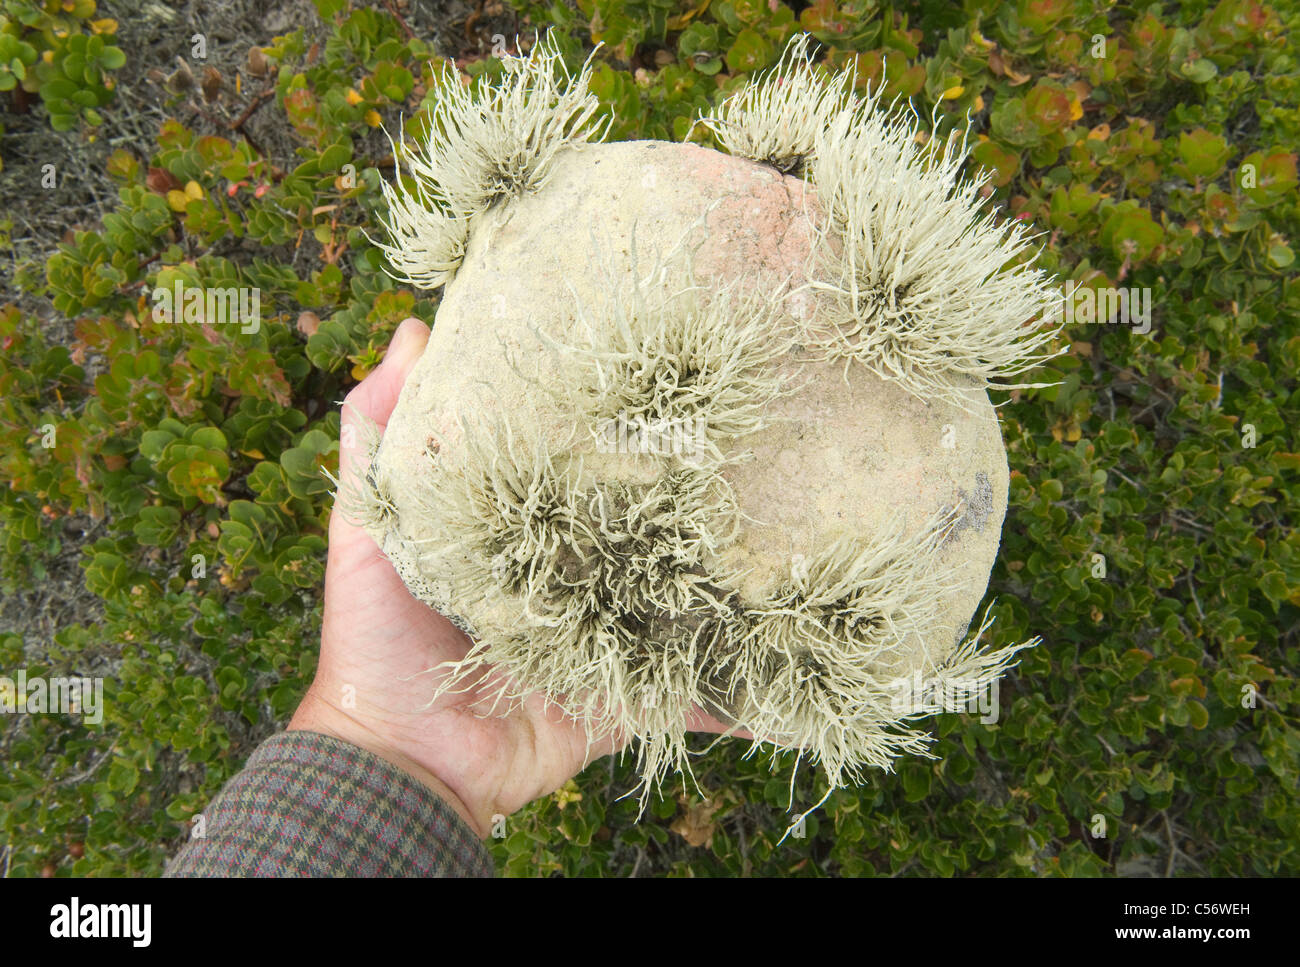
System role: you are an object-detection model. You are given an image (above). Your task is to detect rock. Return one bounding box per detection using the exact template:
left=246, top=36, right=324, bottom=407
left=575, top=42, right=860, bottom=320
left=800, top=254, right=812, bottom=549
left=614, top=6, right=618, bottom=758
left=359, top=137, right=1017, bottom=789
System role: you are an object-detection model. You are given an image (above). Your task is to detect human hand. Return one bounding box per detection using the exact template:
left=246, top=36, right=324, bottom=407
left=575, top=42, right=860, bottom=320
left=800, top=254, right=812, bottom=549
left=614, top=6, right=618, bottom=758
left=290, top=317, right=747, bottom=839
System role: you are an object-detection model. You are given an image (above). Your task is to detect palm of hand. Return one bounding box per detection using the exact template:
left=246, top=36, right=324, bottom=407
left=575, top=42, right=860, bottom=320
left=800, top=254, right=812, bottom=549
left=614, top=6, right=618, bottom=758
left=305, top=494, right=609, bottom=838
left=291, top=319, right=745, bottom=839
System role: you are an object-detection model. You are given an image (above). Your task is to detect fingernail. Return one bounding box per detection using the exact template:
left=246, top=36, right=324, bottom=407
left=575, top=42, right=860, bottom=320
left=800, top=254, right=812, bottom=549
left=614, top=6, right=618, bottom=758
left=386, top=318, right=426, bottom=367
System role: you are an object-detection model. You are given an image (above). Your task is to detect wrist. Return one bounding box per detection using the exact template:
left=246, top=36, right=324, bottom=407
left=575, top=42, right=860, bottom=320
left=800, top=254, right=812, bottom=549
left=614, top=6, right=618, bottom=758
left=288, top=690, right=491, bottom=839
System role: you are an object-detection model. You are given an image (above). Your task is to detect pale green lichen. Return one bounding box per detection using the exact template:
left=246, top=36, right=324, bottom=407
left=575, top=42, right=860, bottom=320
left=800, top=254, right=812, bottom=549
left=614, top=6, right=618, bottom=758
left=691, top=31, right=857, bottom=177
left=324, top=400, right=396, bottom=533
left=801, top=92, right=1066, bottom=409
left=406, top=414, right=750, bottom=806
left=530, top=221, right=802, bottom=467
left=691, top=29, right=1064, bottom=409
left=370, top=29, right=612, bottom=289
left=715, top=507, right=961, bottom=787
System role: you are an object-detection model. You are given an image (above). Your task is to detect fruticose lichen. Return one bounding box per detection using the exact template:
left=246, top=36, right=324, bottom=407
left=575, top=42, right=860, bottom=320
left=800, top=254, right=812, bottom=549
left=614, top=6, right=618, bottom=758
left=344, top=28, right=1055, bottom=817
left=371, top=30, right=611, bottom=289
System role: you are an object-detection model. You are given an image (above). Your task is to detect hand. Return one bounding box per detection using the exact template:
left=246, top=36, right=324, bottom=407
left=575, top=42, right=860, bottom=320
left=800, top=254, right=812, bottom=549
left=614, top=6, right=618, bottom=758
left=290, top=318, right=746, bottom=839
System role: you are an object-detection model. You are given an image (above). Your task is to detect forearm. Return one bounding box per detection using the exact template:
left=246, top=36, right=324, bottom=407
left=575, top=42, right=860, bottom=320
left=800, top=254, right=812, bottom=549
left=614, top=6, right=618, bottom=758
left=163, top=730, right=495, bottom=877
left=287, top=693, right=488, bottom=838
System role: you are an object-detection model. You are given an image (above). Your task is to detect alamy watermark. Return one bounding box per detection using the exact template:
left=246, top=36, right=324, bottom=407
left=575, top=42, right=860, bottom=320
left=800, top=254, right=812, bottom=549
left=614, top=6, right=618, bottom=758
left=0, top=670, right=103, bottom=725
left=888, top=670, right=1000, bottom=724
left=50, top=898, right=150, bottom=947
left=151, top=280, right=261, bottom=334
left=1050, top=282, right=1153, bottom=335
left=594, top=412, right=707, bottom=460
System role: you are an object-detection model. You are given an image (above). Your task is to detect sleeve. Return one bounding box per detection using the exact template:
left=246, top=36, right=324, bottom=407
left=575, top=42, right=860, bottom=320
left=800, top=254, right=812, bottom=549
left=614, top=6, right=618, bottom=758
left=163, top=729, right=495, bottom=877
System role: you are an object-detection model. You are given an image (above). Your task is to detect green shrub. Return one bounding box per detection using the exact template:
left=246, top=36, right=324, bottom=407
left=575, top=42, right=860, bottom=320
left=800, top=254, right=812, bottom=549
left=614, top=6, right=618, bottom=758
left=0, top=0, right=124, bottom=134
left=1, top=0, right=1296, bottom=876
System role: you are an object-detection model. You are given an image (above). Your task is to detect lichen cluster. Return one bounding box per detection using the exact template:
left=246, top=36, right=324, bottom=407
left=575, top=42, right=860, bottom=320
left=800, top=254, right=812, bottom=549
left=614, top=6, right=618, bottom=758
left=696, top=33, right=1066, bottom=408
left=347, top=29, right=1056, bottom=811
left=370, top=31, right=610, bottom=289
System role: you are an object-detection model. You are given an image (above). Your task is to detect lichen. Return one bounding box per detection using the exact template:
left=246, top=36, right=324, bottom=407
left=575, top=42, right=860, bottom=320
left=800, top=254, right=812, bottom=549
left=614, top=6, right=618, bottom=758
left=355, top=29, right=1051, bottom=815
left=369, top=30, right=612, bottom=289
left=532, top=222, right=801, bottom=467
left=801, top=91, right=1066, bottom=408
left=691, top=31, right=856, bottom=178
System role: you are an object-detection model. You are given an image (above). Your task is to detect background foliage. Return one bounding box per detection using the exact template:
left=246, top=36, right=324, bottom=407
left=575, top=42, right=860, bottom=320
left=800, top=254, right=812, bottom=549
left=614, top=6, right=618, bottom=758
left=0, top=0, right=125, bottom=147
left=0, top=0, right=1296, bottom=876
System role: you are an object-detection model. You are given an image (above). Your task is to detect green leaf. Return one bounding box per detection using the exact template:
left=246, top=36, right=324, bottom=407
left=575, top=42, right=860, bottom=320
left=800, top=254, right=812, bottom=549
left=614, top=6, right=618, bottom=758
left=1179, top=59, right=1218, bottom=83
left=99, top=46, right=126, bottom=71
left=902, top=765, right=931, bottom=802
left=725, top=29, right=773, bottom=74
left=1267, top=244, right=1294, bottom=268
left=106, top=759, right=139, bottom=795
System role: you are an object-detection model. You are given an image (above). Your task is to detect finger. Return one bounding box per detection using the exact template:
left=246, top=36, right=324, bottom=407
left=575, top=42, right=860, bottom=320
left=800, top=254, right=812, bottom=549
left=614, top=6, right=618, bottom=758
left=345, top=317, right=430, bottom=427
left=338, top=317, right=430, bottom=487
left=684, top=706, right=755, bottom=740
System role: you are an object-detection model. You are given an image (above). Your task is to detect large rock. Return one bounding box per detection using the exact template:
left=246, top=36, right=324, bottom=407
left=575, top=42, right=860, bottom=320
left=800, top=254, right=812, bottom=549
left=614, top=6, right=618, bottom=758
left=365, top=138, right=1008, bottom=738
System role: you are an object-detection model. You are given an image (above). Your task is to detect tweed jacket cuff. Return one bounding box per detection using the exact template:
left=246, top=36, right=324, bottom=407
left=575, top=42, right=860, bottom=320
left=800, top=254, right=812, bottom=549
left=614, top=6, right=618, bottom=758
left=163, top=729, right=495, bottom=877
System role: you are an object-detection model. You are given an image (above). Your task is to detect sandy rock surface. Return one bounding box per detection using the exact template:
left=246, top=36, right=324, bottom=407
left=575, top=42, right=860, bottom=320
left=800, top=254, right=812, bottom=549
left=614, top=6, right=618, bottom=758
left=369, top=138, right=1008, bottom=683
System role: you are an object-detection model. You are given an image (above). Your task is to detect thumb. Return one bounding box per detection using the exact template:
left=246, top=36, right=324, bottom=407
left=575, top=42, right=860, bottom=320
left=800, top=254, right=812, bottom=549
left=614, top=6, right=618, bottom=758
left=351, top=317, right=430, bottom=426
left=338, top=317, right=430, bottom=484
left=380, top=316, right=431, bottom=385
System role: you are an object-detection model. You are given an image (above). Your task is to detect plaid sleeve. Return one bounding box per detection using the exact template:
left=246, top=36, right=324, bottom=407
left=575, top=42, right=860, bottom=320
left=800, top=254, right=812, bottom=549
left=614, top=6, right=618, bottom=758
left=163, top=729, right=495, bottom=877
